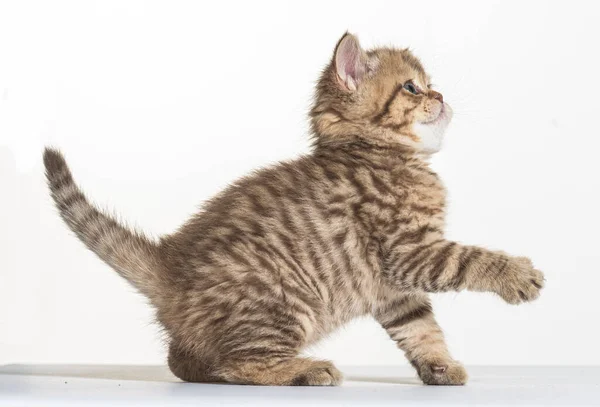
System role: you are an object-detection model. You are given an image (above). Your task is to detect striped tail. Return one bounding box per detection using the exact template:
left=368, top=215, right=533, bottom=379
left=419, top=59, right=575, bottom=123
left=43, top=148, right=168, bottom=302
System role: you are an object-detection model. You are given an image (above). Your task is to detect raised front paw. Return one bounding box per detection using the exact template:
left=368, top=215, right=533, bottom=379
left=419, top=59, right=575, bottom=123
left=495, top=256, right=545, bottom=304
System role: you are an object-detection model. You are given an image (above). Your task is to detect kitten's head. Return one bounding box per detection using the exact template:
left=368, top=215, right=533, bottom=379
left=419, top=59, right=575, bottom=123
left=310, top=33, right=452, bottom=154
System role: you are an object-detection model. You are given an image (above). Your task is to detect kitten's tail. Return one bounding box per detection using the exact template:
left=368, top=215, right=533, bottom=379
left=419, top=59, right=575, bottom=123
left=43, top=148, right=169, bottom=303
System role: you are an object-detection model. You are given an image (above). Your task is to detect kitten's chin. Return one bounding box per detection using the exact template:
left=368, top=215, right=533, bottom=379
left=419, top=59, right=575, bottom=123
left=413, top=103, right=453, bottom=154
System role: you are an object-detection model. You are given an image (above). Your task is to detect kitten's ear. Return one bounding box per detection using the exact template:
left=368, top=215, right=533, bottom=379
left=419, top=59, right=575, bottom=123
left=334, top=33, right=368, bottom=91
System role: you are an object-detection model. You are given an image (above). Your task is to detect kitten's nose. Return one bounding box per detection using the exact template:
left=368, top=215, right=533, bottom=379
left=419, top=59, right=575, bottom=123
left=430, top=90, right=443, bottom=104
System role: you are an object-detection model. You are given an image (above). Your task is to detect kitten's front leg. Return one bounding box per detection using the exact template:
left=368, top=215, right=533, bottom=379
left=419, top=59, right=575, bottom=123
left=374, top=293, right=467, bottom=385
left=385, top=240, right=545, bottom=304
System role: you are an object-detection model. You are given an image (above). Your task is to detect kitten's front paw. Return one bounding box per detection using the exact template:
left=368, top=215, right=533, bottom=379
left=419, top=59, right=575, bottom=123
left=415, top=359, right=468, bottom=385
left=495, top=256, right=545, bottom=305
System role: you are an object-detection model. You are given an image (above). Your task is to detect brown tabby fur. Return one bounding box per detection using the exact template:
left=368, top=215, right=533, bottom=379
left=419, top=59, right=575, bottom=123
left=43, top=33, right=544, bottom=386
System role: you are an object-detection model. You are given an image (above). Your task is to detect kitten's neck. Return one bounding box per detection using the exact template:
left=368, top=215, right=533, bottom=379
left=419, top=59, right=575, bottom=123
left=313, top=137, right=429, bottom=169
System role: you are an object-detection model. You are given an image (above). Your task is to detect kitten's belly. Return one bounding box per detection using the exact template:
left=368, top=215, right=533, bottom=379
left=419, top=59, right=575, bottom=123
left=193, top=228, right=380, bottom=347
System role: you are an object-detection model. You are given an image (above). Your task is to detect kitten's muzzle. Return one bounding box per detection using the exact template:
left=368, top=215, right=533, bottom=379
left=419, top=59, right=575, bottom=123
left=429, top=90, right=443, bottom=104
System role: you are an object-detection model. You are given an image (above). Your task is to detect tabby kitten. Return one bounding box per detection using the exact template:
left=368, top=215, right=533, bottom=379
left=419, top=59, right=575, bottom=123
left=44, top=33, right=544, bottom=386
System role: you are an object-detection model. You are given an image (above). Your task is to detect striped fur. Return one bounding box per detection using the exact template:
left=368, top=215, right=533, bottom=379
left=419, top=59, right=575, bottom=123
left=44, top=33, right=544, bottom=386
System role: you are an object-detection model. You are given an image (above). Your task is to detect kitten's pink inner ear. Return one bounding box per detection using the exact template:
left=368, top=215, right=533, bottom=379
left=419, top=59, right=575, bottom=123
left=335, top=34, right=367, bottom=91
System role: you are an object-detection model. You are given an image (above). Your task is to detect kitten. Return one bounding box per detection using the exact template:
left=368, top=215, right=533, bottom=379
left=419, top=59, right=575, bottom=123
left=44, top=33, right=544, bottom=386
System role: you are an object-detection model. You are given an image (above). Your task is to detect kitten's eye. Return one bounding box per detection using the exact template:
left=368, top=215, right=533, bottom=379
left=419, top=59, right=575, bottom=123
left=403, top=81, right=419, bottom=95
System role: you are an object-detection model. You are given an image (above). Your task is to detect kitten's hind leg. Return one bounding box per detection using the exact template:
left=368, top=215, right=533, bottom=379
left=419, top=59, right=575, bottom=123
left=168, top=344, right=223, bottom=383
left=218, top=357, right=343, bottom=386
left=170, top=306, right=342, bottom=386
left=168, top=341, right=342, bottom=385
left=374, top=293, right=467, bottom=385
left=212, top=314, right=342, bottom=385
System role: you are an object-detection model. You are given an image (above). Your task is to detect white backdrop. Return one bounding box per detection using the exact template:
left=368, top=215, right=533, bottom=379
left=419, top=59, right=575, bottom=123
left=1, top=0, right=599, bottom=367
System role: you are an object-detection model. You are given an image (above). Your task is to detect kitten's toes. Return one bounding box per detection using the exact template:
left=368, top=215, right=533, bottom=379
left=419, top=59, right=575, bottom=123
left=497, top=257, right=545, bottom=305
left=416, top=359, right=468, bottom=385
left=290, top=362, right=343, bottom=386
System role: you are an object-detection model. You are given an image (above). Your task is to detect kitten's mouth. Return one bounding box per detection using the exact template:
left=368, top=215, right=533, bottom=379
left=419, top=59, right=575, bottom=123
left=420, top=103, right=451, bottom=126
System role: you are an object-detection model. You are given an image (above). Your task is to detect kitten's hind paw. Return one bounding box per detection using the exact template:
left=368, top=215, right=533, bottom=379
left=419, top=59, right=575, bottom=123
left=290, top=361, right=343, bottom=386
